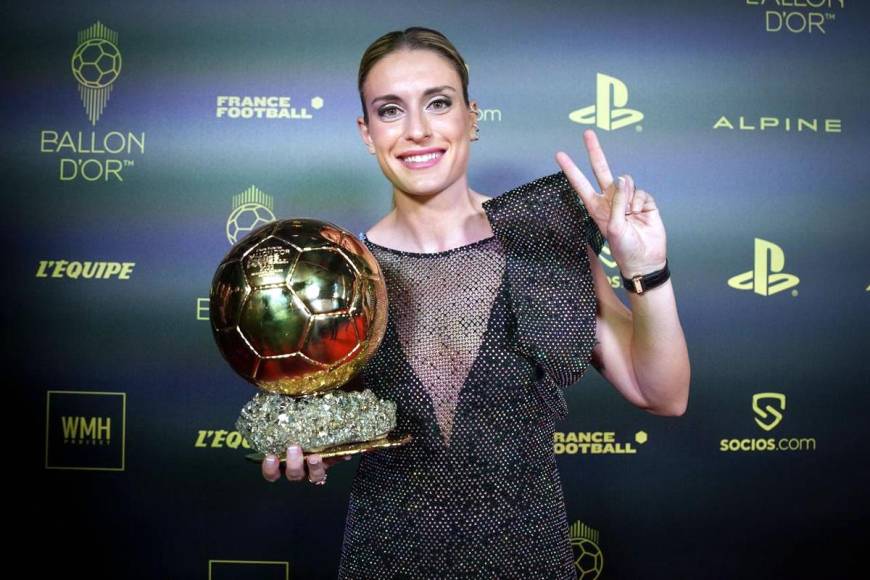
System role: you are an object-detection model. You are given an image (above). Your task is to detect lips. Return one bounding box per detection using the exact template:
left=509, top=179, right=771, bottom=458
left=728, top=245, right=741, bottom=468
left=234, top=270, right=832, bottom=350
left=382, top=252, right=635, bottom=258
left=397, top=147, right=446, bottom=160
left=397, top=148, right=446, bottom=169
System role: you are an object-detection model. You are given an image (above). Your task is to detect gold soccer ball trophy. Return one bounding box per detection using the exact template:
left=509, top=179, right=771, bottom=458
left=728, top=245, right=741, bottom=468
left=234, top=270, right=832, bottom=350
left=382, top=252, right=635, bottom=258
left=209, top=218, right=411, bottom=462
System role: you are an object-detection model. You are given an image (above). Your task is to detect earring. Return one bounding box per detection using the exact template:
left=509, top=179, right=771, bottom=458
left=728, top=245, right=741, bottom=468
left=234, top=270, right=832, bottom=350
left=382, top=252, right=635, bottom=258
left=470, top=106, right=480, bottom=141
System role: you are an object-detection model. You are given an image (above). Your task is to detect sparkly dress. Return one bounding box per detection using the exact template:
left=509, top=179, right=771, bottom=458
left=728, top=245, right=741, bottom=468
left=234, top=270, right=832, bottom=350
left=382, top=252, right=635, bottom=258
left=337, top=171, right=606, bottom=579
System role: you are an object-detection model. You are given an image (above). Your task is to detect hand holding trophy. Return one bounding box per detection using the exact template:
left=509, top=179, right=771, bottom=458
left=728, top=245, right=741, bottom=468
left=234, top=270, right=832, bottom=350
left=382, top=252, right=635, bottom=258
left=209, top=218, right=411, bottom=465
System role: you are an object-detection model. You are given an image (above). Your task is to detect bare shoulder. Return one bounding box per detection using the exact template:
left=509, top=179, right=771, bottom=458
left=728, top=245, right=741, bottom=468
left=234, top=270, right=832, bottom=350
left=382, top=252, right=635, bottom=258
left=471, top=192, right=494, bottom=237
left=363, top=213, right=396, bottom=246
left=472, top=191, right=493, bottom=205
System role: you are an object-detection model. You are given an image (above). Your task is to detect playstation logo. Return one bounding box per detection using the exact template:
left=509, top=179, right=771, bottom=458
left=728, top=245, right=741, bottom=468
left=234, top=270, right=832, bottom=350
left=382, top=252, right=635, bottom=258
left=728, top=238, right=799, bottom=296
left=569, top=73, right=643, bottom=131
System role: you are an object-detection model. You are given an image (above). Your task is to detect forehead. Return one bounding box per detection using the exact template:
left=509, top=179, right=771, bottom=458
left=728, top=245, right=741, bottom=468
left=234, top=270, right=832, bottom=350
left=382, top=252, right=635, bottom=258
left=365, top=49, right=460, bottom=97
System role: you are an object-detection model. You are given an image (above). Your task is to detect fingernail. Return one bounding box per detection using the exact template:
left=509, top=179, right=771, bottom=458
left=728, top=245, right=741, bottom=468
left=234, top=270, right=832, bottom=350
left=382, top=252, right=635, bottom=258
left=617, top=177, right=624, bottom=188
left=288, top=445, right=300, bottom=456
left=309, top=457, right=320, bottom=465
left=265, top=456, right=276, bottom=464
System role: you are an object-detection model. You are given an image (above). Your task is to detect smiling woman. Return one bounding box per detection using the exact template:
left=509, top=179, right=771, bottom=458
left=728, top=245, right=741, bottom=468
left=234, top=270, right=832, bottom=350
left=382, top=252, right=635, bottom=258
left=259, top=24, right=689, bottom=580
left=355, top=42, right=483, bottom=233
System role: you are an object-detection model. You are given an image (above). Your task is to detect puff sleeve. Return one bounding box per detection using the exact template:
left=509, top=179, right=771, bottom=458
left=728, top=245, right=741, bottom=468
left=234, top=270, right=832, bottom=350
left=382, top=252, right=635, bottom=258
left=482, top=170, right=606, bottom=422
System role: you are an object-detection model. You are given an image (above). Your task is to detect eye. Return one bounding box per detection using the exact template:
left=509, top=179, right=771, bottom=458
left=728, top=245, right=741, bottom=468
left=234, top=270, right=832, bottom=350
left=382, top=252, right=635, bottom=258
left=430, top=97, right=451, bottom=111
left=377, top=104, right=402, bottom=119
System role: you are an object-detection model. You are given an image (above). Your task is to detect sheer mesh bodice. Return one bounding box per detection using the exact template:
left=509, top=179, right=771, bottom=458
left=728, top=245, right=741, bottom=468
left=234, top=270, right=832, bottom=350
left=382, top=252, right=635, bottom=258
left=368, top=235, right=504, bottom=449
left=336, top=171, right=606, bottom=580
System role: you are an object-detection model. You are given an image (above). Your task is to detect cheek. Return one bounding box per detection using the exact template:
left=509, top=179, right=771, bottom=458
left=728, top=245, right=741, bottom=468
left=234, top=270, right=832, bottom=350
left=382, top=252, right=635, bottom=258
left=373, top=128, right=405, bottom=155
left=449, top=143, right=470, bottom=168
left=437, top=114, right=470, bottom=136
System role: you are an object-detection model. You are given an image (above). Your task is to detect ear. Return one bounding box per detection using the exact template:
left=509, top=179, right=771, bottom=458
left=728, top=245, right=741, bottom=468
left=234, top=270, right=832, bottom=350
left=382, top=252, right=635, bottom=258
left=468, top=100, right=479, bottom=139
left=357, top=116, right=374, bottom=152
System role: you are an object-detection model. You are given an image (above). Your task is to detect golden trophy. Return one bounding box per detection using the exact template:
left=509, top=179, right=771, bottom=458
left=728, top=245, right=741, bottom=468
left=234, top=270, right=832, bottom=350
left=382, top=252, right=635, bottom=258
left=209, top=218, right=411, bottom=462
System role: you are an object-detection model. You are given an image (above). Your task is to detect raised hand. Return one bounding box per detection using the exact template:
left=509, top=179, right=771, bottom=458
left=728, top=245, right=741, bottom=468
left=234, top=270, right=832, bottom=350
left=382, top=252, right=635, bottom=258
left=555, top=129, right=667, bottom=278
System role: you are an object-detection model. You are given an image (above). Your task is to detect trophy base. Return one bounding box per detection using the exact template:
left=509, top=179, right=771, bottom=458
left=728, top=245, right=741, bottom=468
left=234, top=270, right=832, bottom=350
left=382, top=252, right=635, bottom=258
left=244, top=430, right=413, bottom=462
left=237, top=388, right=407, bottom=461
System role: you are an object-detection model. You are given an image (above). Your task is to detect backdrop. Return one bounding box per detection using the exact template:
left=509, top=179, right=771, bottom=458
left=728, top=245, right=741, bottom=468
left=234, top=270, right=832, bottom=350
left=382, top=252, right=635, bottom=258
left=8, top=1, right=869, bottom=578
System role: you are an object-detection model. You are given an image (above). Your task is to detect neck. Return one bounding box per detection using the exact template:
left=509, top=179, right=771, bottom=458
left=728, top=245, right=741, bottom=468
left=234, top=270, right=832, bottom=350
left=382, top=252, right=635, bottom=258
left=387, top=177, right=489, bottom=249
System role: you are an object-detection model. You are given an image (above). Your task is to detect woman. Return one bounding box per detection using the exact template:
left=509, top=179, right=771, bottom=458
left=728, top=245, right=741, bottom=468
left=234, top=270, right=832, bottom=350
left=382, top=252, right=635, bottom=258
left=262, top=26, right=690, bottom=578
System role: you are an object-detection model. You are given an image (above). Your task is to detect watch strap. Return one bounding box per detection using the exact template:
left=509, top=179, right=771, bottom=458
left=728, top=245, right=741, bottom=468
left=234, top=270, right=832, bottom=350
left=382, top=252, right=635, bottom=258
left=621, top=258, right=670, bottom=294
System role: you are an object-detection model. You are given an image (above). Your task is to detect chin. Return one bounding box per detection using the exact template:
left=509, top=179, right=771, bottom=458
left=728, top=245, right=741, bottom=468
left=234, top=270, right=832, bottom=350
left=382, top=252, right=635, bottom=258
left=391, top=173, right=450, bottom=196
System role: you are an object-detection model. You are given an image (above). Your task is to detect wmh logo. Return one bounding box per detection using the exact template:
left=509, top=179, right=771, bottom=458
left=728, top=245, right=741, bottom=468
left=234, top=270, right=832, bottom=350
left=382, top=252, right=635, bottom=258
left=61, top=415, right=112, bottom=444
left=45, top=390, right=126, bottom=471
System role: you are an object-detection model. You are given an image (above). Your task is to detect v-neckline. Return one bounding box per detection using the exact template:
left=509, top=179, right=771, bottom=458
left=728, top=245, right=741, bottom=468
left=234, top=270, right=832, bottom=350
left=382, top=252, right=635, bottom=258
left=384, top=271, right=509, bottom=451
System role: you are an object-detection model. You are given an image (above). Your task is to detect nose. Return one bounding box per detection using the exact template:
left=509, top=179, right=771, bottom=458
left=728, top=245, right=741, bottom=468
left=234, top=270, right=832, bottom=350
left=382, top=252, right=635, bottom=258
left=404, top=106, right=431, bottom=141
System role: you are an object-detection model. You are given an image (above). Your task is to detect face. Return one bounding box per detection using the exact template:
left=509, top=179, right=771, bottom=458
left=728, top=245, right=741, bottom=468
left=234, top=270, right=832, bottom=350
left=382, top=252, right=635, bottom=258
left=358, top=48, right=477, bottom=198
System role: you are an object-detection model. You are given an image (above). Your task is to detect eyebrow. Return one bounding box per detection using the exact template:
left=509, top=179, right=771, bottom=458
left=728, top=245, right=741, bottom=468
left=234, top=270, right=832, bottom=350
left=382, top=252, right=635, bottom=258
left=370, top=85, right=456, bottom=106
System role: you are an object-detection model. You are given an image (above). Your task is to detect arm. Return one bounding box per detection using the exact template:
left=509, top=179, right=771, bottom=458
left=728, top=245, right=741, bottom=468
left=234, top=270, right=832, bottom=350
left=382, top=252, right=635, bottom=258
left=555, top=128, right=690, bottom=416
left=586, top=243, right=690, bottom=416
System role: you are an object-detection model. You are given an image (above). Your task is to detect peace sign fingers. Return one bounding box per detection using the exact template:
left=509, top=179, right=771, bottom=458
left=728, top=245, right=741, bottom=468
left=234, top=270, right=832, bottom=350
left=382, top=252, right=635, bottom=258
left=555, top=150, right=612, bottom=233
left=583, top=129, right=615, bottom=194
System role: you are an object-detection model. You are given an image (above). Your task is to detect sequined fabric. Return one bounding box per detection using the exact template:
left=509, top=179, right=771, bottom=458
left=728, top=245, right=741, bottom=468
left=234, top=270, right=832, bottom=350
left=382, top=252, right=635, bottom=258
left=337, top=171, right=606, bottom=579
